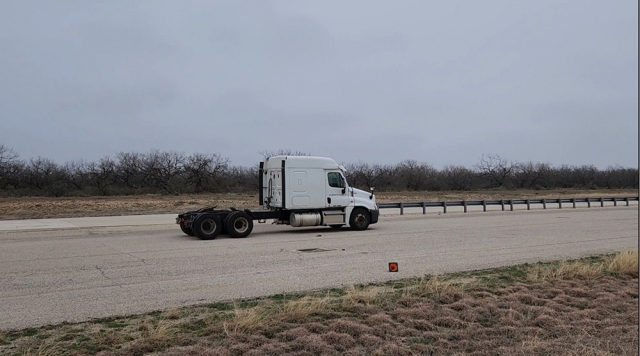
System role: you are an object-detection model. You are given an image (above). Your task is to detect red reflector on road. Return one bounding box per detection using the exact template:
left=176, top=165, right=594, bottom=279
left=389, top=262, right=398, bottom=272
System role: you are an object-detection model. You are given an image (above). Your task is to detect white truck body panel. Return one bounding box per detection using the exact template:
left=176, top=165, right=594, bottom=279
left=262, top=156, right=347, bottom=210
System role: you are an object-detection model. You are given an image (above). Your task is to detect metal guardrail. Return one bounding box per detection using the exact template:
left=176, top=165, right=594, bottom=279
left=377, top=196, right=640, bottom=215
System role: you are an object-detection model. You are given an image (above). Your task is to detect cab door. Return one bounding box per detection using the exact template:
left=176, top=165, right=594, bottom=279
left=325, top=171, right=351, bottom=208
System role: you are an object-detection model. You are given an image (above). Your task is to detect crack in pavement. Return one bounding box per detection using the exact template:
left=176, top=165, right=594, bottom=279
left=95, top=265, right=111, bottom=280
left=99, top=243, right=148, bottom=265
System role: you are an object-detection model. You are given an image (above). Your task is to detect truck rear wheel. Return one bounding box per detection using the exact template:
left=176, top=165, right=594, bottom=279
left=180, top=221, right=195, bottom=236
left=349, top=208, right=370, bottom=231
left=226, top=211, right=253, bottom=238
left=192, top=213, right=222, bottom=240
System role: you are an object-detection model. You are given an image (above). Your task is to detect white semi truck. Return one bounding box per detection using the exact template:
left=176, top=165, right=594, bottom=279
left=177, top=156, right=379, bottom=239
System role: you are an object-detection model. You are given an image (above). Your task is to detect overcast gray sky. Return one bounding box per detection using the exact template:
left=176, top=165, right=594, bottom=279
left=1, top=1, right=637, bottom=168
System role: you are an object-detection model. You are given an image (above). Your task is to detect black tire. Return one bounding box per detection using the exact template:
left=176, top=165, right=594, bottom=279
left=349, top=208, right=370, bottom=231
left=226, top=211, right=253, bottom=238
left=192, top=213, right=222, bottom=240
left=180, top=221, right=195, bottom=236
left=329, top=225, right=343, bottom=229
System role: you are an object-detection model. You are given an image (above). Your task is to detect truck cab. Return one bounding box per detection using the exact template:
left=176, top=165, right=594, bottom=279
left=260, top=156, right=379, bottom=229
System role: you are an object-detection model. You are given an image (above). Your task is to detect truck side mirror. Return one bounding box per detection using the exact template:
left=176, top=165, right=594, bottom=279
left=369, top=187, right=374, bottom=199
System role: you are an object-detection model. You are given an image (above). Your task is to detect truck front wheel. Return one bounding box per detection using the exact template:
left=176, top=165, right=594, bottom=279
left=349, top=208, right=370, bottom=231
left=226, top=211, right=254, bottom=238
left=192, top=213, right=222, bottom=240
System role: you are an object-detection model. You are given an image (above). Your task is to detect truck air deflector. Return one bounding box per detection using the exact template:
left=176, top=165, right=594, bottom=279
left=259, top=161, right=264, bottom=206
left=281, top=160, right=286, bottom=209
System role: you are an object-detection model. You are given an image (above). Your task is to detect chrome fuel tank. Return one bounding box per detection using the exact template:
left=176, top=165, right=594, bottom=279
left=289, top=212, right=322, bottom=227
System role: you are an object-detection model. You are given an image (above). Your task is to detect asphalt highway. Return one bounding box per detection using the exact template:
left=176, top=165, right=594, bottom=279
left=0, top=207, right=637, bottom=330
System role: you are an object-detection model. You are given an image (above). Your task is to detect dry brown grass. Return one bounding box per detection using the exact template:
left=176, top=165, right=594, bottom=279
left=343, top=285, right=388, bottom=308
left=0, top=193, right=259, bottom=220
left=527, top=250, right=639, bottom=283
left=1, top=251, right=637, bottom=356
left=405, top=275, right=462, bottom=298
left=527, top=260, right=605, bottom=282
left=608, top=249, right=639, bottom=277
left=221, top=296, right=335, bottom=335
left=222, top=303, right=271, bottom=336
left=376, top=188, right=638, bottom=204
left=139, top=319, right=173, bottom=341
left=0, top=189, right=635, bottom=220
left=278, top=296, right=331, bottom=322
left=165, top=309, right=182, bottom=320
left=19, top=340, right=63, bottom=356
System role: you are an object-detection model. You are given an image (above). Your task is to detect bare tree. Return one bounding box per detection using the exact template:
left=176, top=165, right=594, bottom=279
left=475, top=154, right=515, bottom=188
left=63, top=160, right=90, bottom=191
left=143, top=150, right=186, bottom=194
left=549, top=164, right=573, bottom=188
left=573, top=165, right=598, bottom=188
left=442, top=165, right=476, bottom=190
left=184, top=153, right=229, bottom=192
left=344, top=162, right=383, bottom=189
left=0, top=145, right=23, bottom=190
left=397, top=160, right=437, bottom=191
left=24, top=157, right=61, bottom=191
left=1, top=146, right=638, bottom=196
left=224, top=165, right=258, bottom=192
left=115, top=152, right=144, bottom=190
left=0, top=144, right=18, bottom=166
left=602, top=165, right=640, bottom=189
left=89, top=158, right=117, bottom=196
left=512, top=162, right=550, bottom=189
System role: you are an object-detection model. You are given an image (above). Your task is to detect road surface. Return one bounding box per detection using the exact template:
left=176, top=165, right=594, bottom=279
left=0, top=207, right=637, bottom=330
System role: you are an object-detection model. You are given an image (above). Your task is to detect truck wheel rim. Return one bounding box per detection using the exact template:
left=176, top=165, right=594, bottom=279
left=355, top=214, right=367, bottom=227
left=234, top=218, right=249, bottom=233
left=201, top=219, right=217, bottom=234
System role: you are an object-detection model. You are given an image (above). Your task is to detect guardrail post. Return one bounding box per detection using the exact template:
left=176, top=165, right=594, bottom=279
left=587, top=197, right=591, bottom=208
left=421, top=202, right=426, bottom=215
left=542, top=199, right=547, bottom=209
left=572, top=198, right=576, bottom=208
left=443, top=201, right=447, bottom=214
left=509, top=200, right=514, bottom=211
left=501, top=200, right=505, bottom=211
left=600, top=197, right=604, bottom=207
left=625, top=197, right=629, bottom=206
left=526, top=199, right=530, bottom=210
left=482, top=200, right=487, bottom=212
left=400, top=202, right=404, bottom=215
left=558, top=198, right=562, bottom=209
left=463, top=201, right=467, bottom=213
left=613, top=198, right=617, bottom=207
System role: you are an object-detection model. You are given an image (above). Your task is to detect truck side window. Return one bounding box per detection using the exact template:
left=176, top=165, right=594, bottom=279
left=327, top=172, right=344, bottom=188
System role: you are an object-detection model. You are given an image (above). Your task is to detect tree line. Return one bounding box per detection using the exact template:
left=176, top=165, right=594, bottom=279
left=0, top=146, right=637, bottom=197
